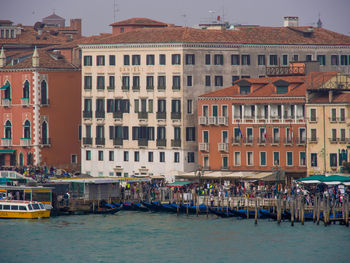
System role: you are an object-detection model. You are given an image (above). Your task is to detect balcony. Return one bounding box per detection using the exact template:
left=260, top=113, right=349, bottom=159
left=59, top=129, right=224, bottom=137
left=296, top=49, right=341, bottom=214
left=266, top=65, right=305, bottom=76
left=42, top=137, right=51, bottom=146
left=132, top=85, right=140, bottom=91
left=308, top=117, right=318, bottom=123
left=1, top=138, right=12, bottom=147
left=258, top=137, right=266, bottom=145
left=2, top=98, right=11, bottom=107
left=113, top=138, right=123, bottom=146
left=83, top=137, right=92, bottom=145
left=122, top=85, right=130, bottom=91
left=297, top=139, right=306, bottom=146
left=156, top=112, right=166, bottom=120
left=329, top=138, right=338, bottom=144
left=138, top=112, right=148, bottom=120
left=199, top=116, right=208, bottom=125
left=308, top=138, right=318, bottom=144
left=329, top=117, right=337, bottom=123
left=217, top=116, right=228, bottom=126
left=158, top=85, right=166, bottom=91
left=199, top=143, right=209, bottom=152
left=171, top=139, right=181, bottom=148
left=113, top=112, right=123, bottom=119
left=171, top=112, right=181, bottom=120
left=21, top=98, right=30, bottom=107
left=156, top=139, right=166, bottom=147
left=138, top=139, right=148, bottom=147
left=107, top=85, right=115, bottom=91
left=270, top=115, right=281, bottom=120
left=95, top=111, right=105, bottom=119
left=233, top=115, right=242, bottom=121
left=95, top=138, right=105, bottom=146
left=339, top=117, right=346, bottom=123
left=172, top=85, right=180, bottom=91
left=296, top=115, right=305, bottom=121
left=231, top=137, right=241, bottom=145
left=83, top=111, right=92, bottom=118
left=284, top=138, right=293, bottom=146
left=339, top=137, right=347, bottom=144
left=271, top=138, right=280, bottom=145
left=218, top=142, right=228, bottom=152
left=146, top=85, right=154, bottom=91
left=244, top=114, right=255, bottom=121
left=20, top=138, right=31, bottom=147
left=283, top=114, right=294, bottom=120
left=208, top=116, right=217, bottom=125
left=244, top=137, right=253, bottom=145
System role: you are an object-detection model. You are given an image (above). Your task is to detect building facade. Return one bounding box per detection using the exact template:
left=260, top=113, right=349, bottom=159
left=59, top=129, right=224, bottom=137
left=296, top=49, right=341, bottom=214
left=80, top=21, right=350, bottom=177
left=0, top=47, right=81, bottom=169
left=306, top=73, right=350, bottom=175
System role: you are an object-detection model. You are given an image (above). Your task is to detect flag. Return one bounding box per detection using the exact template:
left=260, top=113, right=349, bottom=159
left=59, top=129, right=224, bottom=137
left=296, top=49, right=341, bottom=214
left=290, top=123, right=293, bottom=141
left=264, top=123, right=267, bottom=139
left=238, top=123, right=243, bottom=139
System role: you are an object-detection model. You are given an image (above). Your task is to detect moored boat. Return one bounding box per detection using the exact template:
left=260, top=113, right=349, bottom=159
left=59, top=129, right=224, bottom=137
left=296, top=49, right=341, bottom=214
left=0, top=200, right=51, bottom=219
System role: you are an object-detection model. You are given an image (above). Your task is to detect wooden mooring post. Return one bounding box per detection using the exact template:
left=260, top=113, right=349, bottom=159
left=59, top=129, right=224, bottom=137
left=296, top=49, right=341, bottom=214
left=277, top=197, right=281, bottom=224
left=196, top=194, right=199, bottom=217
left=206, top=196, right=209, bottom=218
left=291, top=200, right=294, bottom=227
left=246, top=199, right=250, bottom=220
left=254, top=198, right=258, bottom=225
left=301, top=197, right=305, bottom=225
left=345, top=197, right=349, bottom=227
left=316, top=197, right=320, bottom=225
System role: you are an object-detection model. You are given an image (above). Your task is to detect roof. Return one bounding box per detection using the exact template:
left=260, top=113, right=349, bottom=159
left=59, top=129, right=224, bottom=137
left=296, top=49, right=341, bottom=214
left=309, top=92, right=350, bottom=103
left=110, top=17, right=168, bottom=27
left=199, top=72, right=337, bottom=103
left=80, top=26, right=350, bottom=46
left=42, top=13, right=65, bottom=21
left=0, top=20, right=13, bottom=25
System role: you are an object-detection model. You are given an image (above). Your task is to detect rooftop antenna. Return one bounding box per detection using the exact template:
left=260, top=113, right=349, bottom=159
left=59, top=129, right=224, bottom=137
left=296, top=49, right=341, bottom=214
left=209, top=10, right=216, bottom=23
left=113, top=0, right=119, bottom=22
left=181, top=14, right=187, bottom=26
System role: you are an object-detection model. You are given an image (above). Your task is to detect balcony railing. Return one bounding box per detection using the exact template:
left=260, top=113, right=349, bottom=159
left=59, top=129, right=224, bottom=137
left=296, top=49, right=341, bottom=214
left=244, top=114, right=255, bottom=120
left=83, top=137, right=92, bottom=145
left=244, top=137, right=253, bottom=145
left=132, top=85, right=140, bottom=91
left=138, top=139, right=148, bottom=147
left=231, top=137, right=241, bottom=145
left=83, top=111, right=92, bottom=118
left=258, top=137, right=266, bottom=145
left=146, top=85, right=154, bottom=91
left=171, top=112, right=181, bottom=120
left=284, top=138, right=293, bottom=145
left=122, top=85, right=130, bottom=91
left=171, top=139, right=181, bottom=148
left=107, top=86, right=115, bottom=91
left=283, top=114, right=294, bottom=120
left=233, top=115, right=242, bottom=120
left=95, top=111, right=105, bottom=119
left=339, top=137, right=347, bottom=144
left=113, top=112, right=123, bottom=119
left=271, top=138, right=280, bottom=145
left=113, top=138, right=123, bottom=146
left=217, top=116, right=228, bottom=126
left=308, top=117, right=318, bottom=123
left=21, top=98, right=30, bottom=107
left=138, top=112, right=148, bottom=119
left=42, top=137, right=51, bottom=146
left=20, top=138, right=31, bottom=147
left=199, top=116, right=208, bottom=125
left=297, top=139, right=306, bottom=145
left=158, top=85, right=166, bottom=91
left=329, top=117, right=337, bottom=123
left=199, top=142, right=209, bottom=152
left=339, top=117, right=346, bottom=123
left=95, top=138, right=105, bottom=146
left=218, top=142, right=228, bottom=152
left=329, top=138, right=338, bottom=144
left=308, top=138, right=318, bottom=143
left=156, top=112, right=166, bottom=120
left=156, top=139, right=166, bottom=147
left=1, top=138, right=12, bottom=147
left=2, top=98, right=11, bottom=107
left=172, top=85, right=180, bottom=91
left=208, top=116, right=217, bottom=125
left=266, top=65, right=305, bottom=76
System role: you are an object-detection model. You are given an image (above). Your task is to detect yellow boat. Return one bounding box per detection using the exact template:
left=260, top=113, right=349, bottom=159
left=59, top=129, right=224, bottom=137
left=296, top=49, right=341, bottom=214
left=0, top=200, right=51, bottom=219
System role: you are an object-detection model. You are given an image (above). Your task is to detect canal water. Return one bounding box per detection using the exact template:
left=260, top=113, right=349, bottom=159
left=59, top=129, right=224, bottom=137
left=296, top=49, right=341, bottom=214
left=1, top=211, right=349, bottom=263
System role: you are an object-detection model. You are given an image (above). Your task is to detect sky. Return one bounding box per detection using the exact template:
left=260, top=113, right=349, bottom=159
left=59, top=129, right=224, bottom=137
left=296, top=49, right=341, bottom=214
left=1, top=0, right=350, bottom=36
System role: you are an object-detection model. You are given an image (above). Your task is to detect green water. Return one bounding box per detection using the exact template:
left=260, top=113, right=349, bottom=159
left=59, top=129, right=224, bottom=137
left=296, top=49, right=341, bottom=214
left=0, top=211, right=349, bottom=263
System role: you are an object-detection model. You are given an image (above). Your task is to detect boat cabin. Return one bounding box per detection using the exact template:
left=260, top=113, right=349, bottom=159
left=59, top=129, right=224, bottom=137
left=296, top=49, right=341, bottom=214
left=0, top=185, right=53, bottom=205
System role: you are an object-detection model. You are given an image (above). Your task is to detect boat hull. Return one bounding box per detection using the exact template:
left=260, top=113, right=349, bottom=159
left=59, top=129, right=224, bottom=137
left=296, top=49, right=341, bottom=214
left=0, top=210, right=50, bottom=219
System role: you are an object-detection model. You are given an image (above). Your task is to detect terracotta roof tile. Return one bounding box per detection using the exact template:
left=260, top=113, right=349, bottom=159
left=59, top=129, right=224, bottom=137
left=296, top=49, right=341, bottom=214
left=110, top=18, right=168, bottom=27
left=309, top=93, right=350, bottom=103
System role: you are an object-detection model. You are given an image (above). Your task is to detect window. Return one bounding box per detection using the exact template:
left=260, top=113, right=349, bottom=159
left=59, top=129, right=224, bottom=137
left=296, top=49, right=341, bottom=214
left=231, top=55, right=240, bottom=65
left=205, top=75, right=211, bottom=86
left=41, top=81, right=47, bottom=105
left=185, top=54, right=195, bottom=65
left=247, top=152, right=253, bottom=166
left=86, top=150, right=91, bottom=161
left=83, top=56, right=92, bottom=66
left=159, top=54, right=166, bottom=65
left=306, top=55, right=312, bottom=61
left=331, top=129, right=337, bottom=141
left=205, top=54, right=211, bottom=65
left=23, top=80, right=30, bottom=99
left=122, top=76, right=130, bottom=89
left=331, top=108, right=337, bottom=122
left=172, top=54, right=181, bottom=65
left=84, top=76, right=92, bottom=90
left=23, top=120, right=30, bottom=139
left=98, top=151, right=103, bottom=161
left=188, top=152, right=195, bottom=163
left=341, top=55, right=348, bottom=66
left=97, top=76, right=105, bottom=90
left=311, top=153, right=317, bottom=167
left=260, top=152, right=266, bottom=166
left=273, top=152, right=280, bottom=165
left=132, top=76, right=140, bottom=90
left=27, top=153, right=33, bottom=165
left=293, top=54, right=298, bottom=62
left=299, top=152, right=306, bottom=166
left=234, top=152, right=241, bottom=166
left=310, top=108, right=316, bottom=122
left=124, top=55, right=130, bottom=65
left=172, top=76, right=181, bottom=90
left=160, top=152, right=165, bottom=162
left=109, top=55, right=115, bottom=66
left=222, top=105, right=228, bottom=117
left=148, top=152, right=153, bottom=162
left=340, top=108, right=345, bottom=122
left=186, top=127, right=196, bottom=141
left=299, top=128, right=306, bottom=144
left=241, top=55, right=250, bottom=65
left=286, top=152, right=293, bottom=166
left=96, top=55, right=105, bottom=66
left=146, top=54, right=155, bottom=65
left=158, top=76, right=166, bottom=90
left=171, top=99, right=181, bottom=114
left=269, top=55, right=277, bottom=65
left=146, top=76, right=154, bottom=90
left=174, top=152, right=180, bottom=163
left=246, top=128, right=253, bottom=143
left=187, top=76, right=192, bottom=86
left=310, top=129, right=317, bottom=142
left=203, top=156, right=209, bottom=168
left=109, top=151, right=114, bottom=161
left=214, top=76, right=223, bottom=86
left=134, top=151, right=139, bottom=162
left=222, top=156, right=228, bottom=169
left=331, top=55, right=339, bottom=65
left=273, top=128, right=280, bottom=143
left=203, top=130, right=209, bottom=143
left=240, top=86, right=250, bottom=95
left=148, top=99, right=153, bottom=113
left=96, top=98, right=105, bottom=116
left=96, top=125, right=105, bottom=140
left=124, top=151, right=129, bottom=161
left=340, top=128, right=346, bottom=141
left=157, top=126, right=166, bottom=140
left=276, top=86, right=288, bottom=94
left=257, top=55, right=265, bottom=66
left=317, top=55, right=326, bottom=66
left=282, top=55, right=288, bottom=65
left=232, top=76, right=239, bottom=84
left=330, top=153, right=337, bottom=167
left=187, top=99, right=193, bottom=114
left=109, top=76, right=115, bottom=89
left=132, top=55, right=141, bottom=65
left=214, top=54, right=224, bottom=65
left=174, top=127, right=181, bottom=140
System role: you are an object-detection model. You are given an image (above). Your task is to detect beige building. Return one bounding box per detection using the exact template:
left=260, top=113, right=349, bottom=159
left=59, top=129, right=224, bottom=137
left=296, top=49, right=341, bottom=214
left=306, top=73, right=350, bottom=175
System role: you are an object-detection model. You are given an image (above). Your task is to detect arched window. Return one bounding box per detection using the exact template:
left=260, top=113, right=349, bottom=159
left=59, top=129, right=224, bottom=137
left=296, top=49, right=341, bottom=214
left=23, top=120, right=30, bottom=139
left=4, top=80, right=11, bottom=100
left=4, top=120, right=12, bottom=139
left=27, top=152, right=33, bottom=166
left=42, top=121, right=48, bottom=144
left=23, top=80, right=30, bottom=99
left=19, top=153, right=24, bottom=166
left=41, top=80, right=48, bottom=105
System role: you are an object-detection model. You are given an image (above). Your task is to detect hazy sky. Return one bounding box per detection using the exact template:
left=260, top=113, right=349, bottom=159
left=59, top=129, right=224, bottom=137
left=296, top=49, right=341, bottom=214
left=2, top=0, right=350, bottom=36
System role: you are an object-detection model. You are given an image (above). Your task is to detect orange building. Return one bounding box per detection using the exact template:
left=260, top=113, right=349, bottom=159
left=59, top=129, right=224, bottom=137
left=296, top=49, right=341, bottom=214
left=0, top=47, right=81, bottom=169
left=197, top=72, right=333, bottom=179
left=110, top=18, right=169, bottom=35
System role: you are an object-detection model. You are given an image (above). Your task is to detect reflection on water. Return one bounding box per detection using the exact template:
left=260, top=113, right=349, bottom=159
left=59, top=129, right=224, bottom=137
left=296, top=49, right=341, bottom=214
left=0, top=211, right=349, bottom=263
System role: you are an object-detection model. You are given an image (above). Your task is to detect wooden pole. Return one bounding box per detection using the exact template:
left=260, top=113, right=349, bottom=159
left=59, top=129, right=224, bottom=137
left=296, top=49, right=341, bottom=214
left=254, top=198, right=258, bottom=225
left=323, top=196, right=328, bottom=226
left=277, top=197, right=281, bottom=224
left=291, top=199, right=294, bottom=226
left=313, top=195, right=317, bottom=223
left=206, top=196, right=209, bottom=218
left=227, top=197, right=229, bottom=217
left=196, top=194, right=199, bottom=217
left=345, top=197, right=349, bottom=227
left=317, top=196, right=320, bottom=225
left=186, top=197, right=189, bottom=216
left=301, top=197, right=305, bottom=225
left=176, top=193, right=179, bottom=216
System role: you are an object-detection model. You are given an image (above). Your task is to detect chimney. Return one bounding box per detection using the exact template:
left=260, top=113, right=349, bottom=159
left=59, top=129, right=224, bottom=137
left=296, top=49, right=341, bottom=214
left=32, top=46, right=39, bottom=67
left=0, top=46, right=6, bottom=68
left=284, top=16, right=299, bottom=27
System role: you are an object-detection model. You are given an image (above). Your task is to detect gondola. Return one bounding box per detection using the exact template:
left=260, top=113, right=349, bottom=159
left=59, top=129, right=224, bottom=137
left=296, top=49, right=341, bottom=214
left=132, top=202, right=149, bottom=212
left=93, top=204, right=121, bottom=214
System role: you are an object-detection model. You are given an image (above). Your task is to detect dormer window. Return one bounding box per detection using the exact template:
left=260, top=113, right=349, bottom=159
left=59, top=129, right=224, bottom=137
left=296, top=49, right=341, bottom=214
left=237, top=79, right=251, bottom=95
left=274, top=80, right=289, bottom=94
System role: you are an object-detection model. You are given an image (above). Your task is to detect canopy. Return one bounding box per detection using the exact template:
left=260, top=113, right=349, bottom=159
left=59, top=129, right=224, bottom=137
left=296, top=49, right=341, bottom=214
left=0, top=149, right=15, bottom=154
left=0, top=83, right=9, bottom=90
left=297, top=175, right=325, bottom=182
left=298, top=175, right=350, bottom=184
left=166, top=181, right=191, bottom=187
left=321, top=175, right=350, bottom=183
